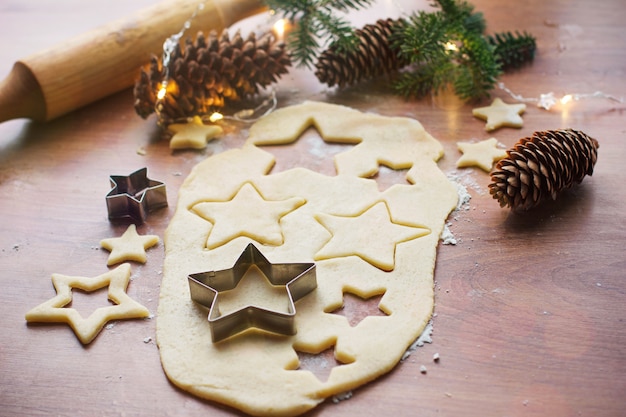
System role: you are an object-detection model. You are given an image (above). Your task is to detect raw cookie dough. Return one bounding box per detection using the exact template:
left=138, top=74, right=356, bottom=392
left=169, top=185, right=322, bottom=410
left=25, top=264, right=150, bottom=344
left=191, top=182, right=305, bottom=249
left=456, top=137, right=508, bottom=172
left=472, top=98, right=526, bottom=131
left=156, top=101, right=458, bottom=416
left=167, top=115, right=223, bottom=150
left=100, top=224, right=159, bottom=265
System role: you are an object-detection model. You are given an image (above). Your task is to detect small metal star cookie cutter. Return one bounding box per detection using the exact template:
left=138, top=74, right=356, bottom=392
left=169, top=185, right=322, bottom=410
left=188, top=243, right=317, bottom=343
left=106, top=167, right=167, bottom=223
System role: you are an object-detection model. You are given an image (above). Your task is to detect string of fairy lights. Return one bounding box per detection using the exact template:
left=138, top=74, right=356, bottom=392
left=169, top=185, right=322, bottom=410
left=498, top=82, right=624, bottom=111
left=154, top=2, right=205, bottom=117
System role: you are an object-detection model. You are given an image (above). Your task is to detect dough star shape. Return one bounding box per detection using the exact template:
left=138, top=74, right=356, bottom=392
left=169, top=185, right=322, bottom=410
left=25, top=264, right=150, bottom=344
left=168, top=115, right=223, bottom=150
left=472, top=98, right=526, bottom=131
left=456, top=138, right=508, bottom=172
left=191, top=182, right=306, bottom=249
left=315, top=201, right=430, bottom=271
left=100, top=224, right=160, bottom=265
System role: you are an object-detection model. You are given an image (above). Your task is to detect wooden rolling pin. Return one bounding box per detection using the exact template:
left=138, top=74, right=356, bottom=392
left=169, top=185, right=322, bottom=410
left=0, top=0, right=266, bottom=124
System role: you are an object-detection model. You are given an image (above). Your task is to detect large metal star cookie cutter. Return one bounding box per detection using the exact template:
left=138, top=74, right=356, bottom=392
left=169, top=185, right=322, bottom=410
left=188, top=243, right=317, bottom=343
left=106, top=167, right=167, bottom=223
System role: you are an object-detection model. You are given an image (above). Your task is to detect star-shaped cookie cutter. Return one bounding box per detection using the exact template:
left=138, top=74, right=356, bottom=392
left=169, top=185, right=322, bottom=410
left=106, top=167, right=168, bottom=223
left=188, top=243, right=317, bottom=343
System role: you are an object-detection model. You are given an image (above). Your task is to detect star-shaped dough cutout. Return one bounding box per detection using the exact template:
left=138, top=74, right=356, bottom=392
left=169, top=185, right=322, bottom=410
left=167, top=115, right=223, bottom=150
left=472, top=98, right=526, bottom=131
left=25, top=264, right=150, bottom=344
left=314, top=201, right=430, bottom=271
left=456, top=138, right=508, bottom=172
left=191, top=183, right=306, bottom=249
left=100, top=224, right=160, bottom=265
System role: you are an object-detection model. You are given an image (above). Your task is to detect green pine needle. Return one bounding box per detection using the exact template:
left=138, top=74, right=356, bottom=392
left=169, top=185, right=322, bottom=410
left=453, top=32, right=501, bottom=100
left=266, top=0, right=375, bottom=68
left=435, top=0, right=486, bottom=33
left=287, top=14, right=319, bottom=69
left=390, top=0, right=502, bottom=101
left=487, top=31, right=537, bottom=70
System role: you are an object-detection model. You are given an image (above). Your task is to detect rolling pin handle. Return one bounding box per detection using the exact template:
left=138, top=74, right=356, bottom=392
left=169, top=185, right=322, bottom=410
left=0, top=62, right=46, bottom=123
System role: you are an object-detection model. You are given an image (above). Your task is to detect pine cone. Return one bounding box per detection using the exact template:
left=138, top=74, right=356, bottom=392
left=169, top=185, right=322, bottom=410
left=133, top=29, right=291, bottom=126
left=487, top=31, right=537, bottom=71
left=489, top=129, right=599, bottom=210
left=314, top=18, right=408, bottom=88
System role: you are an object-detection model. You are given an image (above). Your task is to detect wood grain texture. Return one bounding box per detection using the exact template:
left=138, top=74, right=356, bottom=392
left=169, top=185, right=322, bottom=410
left=1, top=1, right=625, bottom=416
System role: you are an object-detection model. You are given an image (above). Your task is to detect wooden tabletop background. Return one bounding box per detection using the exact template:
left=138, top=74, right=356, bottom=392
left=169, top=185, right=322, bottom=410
left=1, top=0, right=625, bottom=416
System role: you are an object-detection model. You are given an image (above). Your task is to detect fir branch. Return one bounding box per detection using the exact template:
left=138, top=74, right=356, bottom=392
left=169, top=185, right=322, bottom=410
left=313, top=6, right=360, bottom=54
left=452, top=32, right=501, bottom=100
left=487, top=31, right=537, bottom=70
left=390, top=0, right=502, bottom=100
left=394, top=67, right=435, bottom=98
left=434, top=0, right=485, bottom=33
left=394, top=59, right=456, bottom=98
left=324, top=0, right=375, bottom=13
left=287, top=14, right=319, bottom=69
left=265, top=0, right=375, bottom=68
left=395, top=12, right=450, bottom=65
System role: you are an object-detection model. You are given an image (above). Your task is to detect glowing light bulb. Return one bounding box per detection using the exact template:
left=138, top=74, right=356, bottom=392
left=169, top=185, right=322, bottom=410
left=273, top=19, right=288, bottom=40
left=444, top=41, right=459, bottom=52
left=209, top=112, right=223, bottom=123
left=560, top=94, right=573, bottom=105
left=157, top=86, right=167, bottom=100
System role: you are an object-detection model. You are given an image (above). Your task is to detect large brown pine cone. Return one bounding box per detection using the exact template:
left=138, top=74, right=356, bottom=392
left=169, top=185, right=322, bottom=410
left=133, top=29, right=291, bottom=126
left=489, top=129, right=599, bottom=210
left=314, top=18, right=408, bottom=88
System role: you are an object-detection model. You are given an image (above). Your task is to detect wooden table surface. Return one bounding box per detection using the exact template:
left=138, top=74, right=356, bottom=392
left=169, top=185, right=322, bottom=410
left=1, top=1, right=625, bottom=416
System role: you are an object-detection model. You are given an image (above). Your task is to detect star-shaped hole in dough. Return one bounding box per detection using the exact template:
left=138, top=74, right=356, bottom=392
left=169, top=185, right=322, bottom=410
left=100, top=224, right=160, bottom=266
left=369, top=164, right=411, bottom=191
left=456, top=138, right=508, bottom=172
left=25, top=264, right=150, bottom=344
left=263, top=127, right=353, bottom=176
left=472, top=98, right=526, bottom=131
left=167, top=115, right=223, bottom=150
left=292, top=344, right=354, bottom=382
left=330, top=291, right=388, bottom=327
left=314, top=201, right=430, bottom=271
left=191, top=183, right=306, bottom=249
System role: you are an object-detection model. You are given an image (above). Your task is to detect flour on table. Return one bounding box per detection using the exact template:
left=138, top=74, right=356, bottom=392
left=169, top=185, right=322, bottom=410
left=402, top=320, right=435, bottom=361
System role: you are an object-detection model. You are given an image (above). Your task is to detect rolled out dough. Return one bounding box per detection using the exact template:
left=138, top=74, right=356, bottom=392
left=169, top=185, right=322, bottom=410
left=156, top=101, right=458, bottom=416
